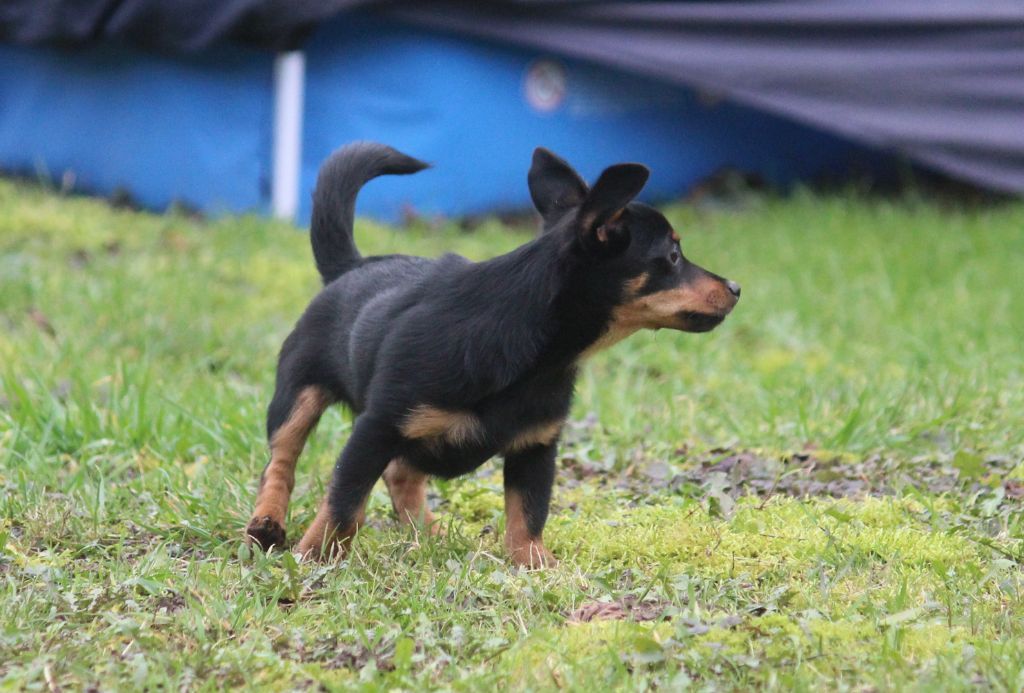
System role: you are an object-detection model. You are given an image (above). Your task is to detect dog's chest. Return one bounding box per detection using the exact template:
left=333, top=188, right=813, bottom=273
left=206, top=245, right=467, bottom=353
left=398, top=374, right=573, bottom=476
left=400, top=405, right=564, bottom=454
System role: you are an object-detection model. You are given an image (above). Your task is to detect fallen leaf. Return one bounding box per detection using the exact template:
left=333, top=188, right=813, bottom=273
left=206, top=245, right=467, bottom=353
left=27, top=308, right=56, bottom=337
left=569, top=601, right=626, bottom=622
left=1004, top=479, right=1024, bottom=499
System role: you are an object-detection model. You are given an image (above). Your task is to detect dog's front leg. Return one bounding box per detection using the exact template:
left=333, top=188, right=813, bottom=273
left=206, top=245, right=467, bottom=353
left=295, top=414, right=398, bottom=561
left=502, top=443, right=558, bottom=569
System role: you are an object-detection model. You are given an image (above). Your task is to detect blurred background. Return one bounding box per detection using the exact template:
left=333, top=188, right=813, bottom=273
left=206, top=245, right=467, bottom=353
left=2, top=0, right=1022, bottom=222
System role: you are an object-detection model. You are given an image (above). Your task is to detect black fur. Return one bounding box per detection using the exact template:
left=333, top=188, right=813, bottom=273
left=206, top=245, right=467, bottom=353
left=504, top=443, right=557, bottom=537
left=310, top=141, right=429, bottom=284
left=267, top=143, right=740, bottom=559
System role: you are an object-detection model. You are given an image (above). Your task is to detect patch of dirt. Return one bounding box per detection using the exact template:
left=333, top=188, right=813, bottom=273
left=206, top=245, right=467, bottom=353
left=153, top=592, right=187, bottom=614
left=557, top=444, right=1020, bottom=504
left=277, top=635, right=395, bottom=673
left=325, top=643, right=395, bottom=672
left=680, top=449, right=1020, bottom=501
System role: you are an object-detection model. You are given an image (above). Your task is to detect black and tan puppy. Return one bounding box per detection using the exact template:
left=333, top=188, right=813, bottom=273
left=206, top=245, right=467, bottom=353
left=246, top=142, right=740, bottom=568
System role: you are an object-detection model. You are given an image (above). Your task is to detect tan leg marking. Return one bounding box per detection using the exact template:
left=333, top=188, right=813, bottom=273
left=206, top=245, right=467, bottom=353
left=246, top=386, right=331, bottom=550
left=504, top=420, right=564, bottom=454
left=504, top=488, right=557, bottom=569
left=400, top=405, right=483, bottom=447
left=382, top=458, right=442, bottom=534
left=294, top=496, right=368, bottom=562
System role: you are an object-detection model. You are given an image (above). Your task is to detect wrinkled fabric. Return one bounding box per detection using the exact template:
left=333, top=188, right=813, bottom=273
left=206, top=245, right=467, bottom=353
left=3, top=0, right=1023, bottom=193
left=0, top=0, right=368, bottom=52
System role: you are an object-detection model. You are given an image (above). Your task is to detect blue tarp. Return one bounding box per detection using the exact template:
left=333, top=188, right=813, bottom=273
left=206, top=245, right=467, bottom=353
left=298, top=15, right=882, bottom=221
left=3, top=2, right=1022, bottom=219
left=0, top=12, right=884, bottom=220
left=0, top=42, right=272, bottom=212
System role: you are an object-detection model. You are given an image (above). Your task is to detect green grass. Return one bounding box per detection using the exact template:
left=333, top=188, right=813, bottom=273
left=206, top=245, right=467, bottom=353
left=1, top=178, right=1023, bottom=691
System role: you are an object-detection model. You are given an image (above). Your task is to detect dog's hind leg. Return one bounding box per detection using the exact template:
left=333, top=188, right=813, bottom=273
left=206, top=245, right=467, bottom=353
left=295, top=413, right=398, bottom=560
left=503, top=443, right=558, bottom=569
left=246, top=385, right=332, bottom=550
left=383, top=458, right=442, bottom=534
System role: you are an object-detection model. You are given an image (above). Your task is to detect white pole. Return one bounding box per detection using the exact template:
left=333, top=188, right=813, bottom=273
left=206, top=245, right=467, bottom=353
left=271, top=51, right=305, bottom=221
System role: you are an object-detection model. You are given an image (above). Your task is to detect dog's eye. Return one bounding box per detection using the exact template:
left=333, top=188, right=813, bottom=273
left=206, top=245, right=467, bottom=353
left=669, top=250, right=680, bottom=265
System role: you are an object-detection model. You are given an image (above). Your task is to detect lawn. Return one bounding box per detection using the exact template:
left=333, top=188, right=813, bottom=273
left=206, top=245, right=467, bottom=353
left=1, top=178, right=1023, bottom=691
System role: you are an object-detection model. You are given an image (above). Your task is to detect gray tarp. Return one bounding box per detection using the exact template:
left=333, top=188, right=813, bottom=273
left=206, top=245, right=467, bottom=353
left=3, top=1, right=1024, bottom=193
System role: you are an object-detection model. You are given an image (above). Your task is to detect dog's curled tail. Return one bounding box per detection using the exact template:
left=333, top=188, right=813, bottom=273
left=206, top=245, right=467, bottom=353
left=310, top=141, right=429, bottom=284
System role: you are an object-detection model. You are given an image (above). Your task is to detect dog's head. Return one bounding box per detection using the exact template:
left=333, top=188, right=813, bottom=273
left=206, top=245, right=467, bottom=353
left=529, top=148, right=740, bottom=345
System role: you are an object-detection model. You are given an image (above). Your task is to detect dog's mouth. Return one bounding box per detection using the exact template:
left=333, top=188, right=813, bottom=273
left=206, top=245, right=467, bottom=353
left=676, top=311, right=727, bottom=333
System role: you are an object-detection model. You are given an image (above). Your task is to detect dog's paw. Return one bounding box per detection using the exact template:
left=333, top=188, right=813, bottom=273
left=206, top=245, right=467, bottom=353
left=294, top=537, right=346, bottom=563
left=425, top=518, right=447, bottom=537
left=508, top=542, right=558, bottom=570
left=245, top=515, right=286, bottom=551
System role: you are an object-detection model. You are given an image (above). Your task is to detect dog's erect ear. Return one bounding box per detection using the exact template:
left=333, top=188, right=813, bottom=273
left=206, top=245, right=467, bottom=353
left=576, top=163, right=649, bottom=256
left=528, top=148, right=589, bottom=222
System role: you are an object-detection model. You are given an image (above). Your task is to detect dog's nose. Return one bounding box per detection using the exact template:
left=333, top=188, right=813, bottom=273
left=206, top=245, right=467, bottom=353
left=726, top=280, right=741, bottom=298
